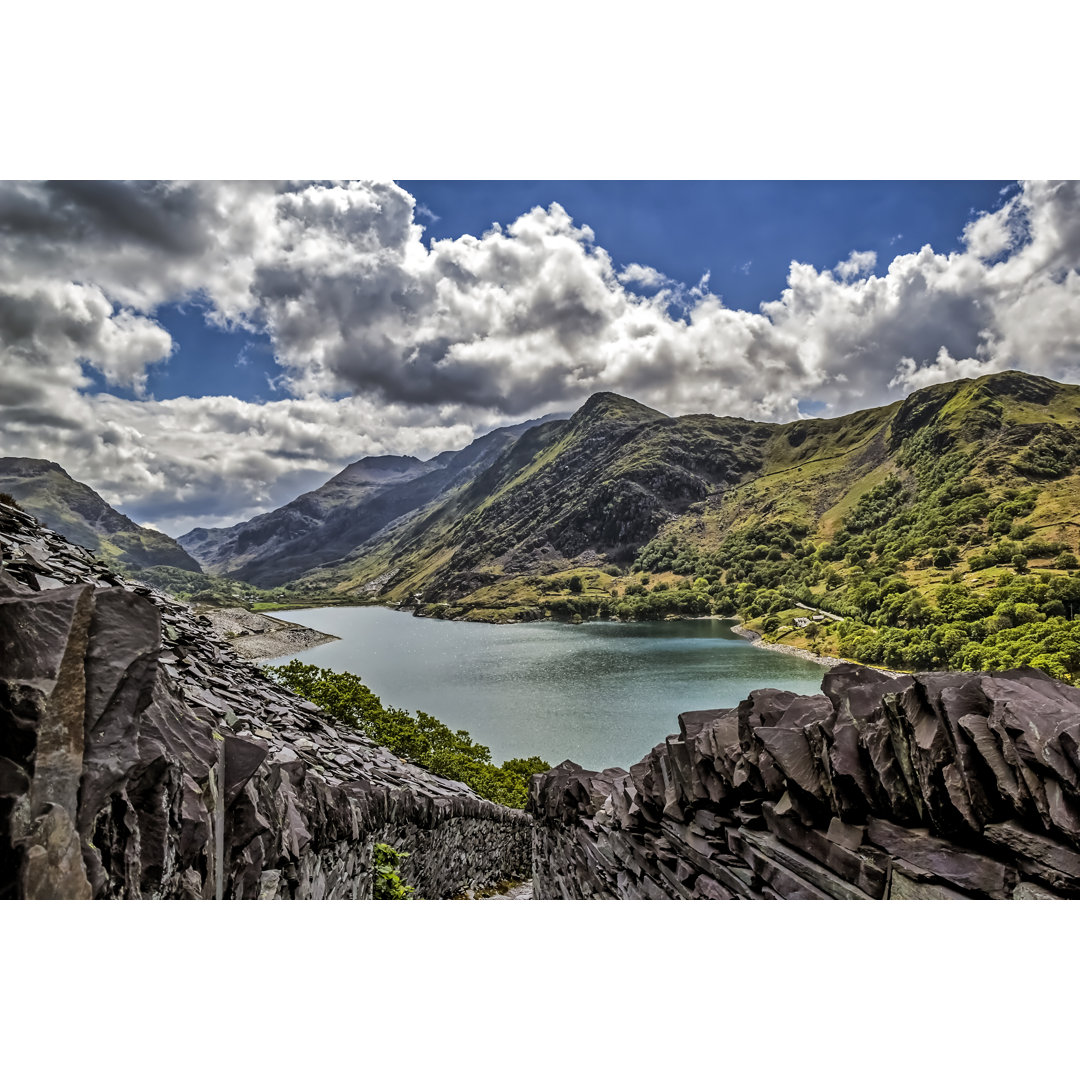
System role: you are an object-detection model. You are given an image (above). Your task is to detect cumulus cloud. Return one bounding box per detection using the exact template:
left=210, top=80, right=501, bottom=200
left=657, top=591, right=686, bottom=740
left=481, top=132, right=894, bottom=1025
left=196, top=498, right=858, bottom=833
left=834, top=250, right=877, bottom=280
left=963, top=207, right=1013, bottom=261
left=889, top=348, right=1005, bottom=394
left=2, top=179, right=1080, bottom=535
left=619, top=263, right=673, bottom=288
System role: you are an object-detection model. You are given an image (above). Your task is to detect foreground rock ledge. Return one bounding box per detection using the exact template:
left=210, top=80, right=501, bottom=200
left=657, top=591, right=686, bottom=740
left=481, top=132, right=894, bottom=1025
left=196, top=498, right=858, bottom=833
left=0, top=502, right=528, bottom=899
left=529, top=665, right=1080, bottom=899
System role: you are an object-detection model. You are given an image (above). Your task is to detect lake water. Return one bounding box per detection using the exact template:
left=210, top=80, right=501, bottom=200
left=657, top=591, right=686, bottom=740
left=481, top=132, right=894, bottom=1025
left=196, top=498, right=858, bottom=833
left=265, top=607, right=829, bottom=771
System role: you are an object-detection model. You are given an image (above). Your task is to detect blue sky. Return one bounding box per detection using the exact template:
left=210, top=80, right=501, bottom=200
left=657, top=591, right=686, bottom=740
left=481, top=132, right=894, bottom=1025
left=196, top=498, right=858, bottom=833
left=404, top=180, right=1011, bottom=310
left=101, top=180, right=1010, bottom=405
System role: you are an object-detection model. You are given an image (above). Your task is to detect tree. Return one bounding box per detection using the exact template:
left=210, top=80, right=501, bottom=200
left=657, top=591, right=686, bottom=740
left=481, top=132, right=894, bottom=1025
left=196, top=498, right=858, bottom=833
left=568, top=575, right=583, bottom=593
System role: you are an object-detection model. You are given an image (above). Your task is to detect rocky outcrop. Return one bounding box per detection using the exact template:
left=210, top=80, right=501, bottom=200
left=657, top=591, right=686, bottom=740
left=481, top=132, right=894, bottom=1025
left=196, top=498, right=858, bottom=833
left=200, top=607, right=339, bottom=660
left=530, top=664, right=1080, bottom=899
left=1, top=502, right=529, bottom=899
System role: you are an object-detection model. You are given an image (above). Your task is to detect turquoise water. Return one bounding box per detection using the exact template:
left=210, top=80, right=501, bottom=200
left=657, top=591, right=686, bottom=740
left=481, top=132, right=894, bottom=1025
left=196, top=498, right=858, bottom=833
left=266, top=607, right=828, bottom=771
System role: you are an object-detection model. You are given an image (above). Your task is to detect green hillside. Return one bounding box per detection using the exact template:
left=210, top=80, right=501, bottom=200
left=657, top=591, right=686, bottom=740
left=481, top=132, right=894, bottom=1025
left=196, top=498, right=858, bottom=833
left=0, top=457, right=200, bottom=573
left=630, top=371, right=1080, bottom=679
left=286, top=371, right=1080, bottom=681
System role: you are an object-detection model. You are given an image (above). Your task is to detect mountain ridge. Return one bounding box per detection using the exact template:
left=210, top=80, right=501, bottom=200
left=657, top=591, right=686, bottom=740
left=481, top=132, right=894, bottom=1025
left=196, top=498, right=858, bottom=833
left=0, top=456, right=200, bottom=572
left=178, top=413, right=562, bottom=588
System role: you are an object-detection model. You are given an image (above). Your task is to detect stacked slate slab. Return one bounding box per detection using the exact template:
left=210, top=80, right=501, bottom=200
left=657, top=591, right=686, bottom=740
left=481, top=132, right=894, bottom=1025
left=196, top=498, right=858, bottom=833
left=0, top=501, right=529, bottom=899
left=530, top=665, right=1080, bottom=899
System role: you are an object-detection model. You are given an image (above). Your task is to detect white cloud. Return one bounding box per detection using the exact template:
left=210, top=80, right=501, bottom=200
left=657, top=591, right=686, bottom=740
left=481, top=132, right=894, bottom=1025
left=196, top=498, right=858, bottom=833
left=3, top=179, right=1080, bottom=535
left=889, top=348, right=1003, bottom=395
left=833, top=250, right=877, bottom=280
left=618, top=263, right=671, bottom=288
left=963, top=208, right=1013, bottom=261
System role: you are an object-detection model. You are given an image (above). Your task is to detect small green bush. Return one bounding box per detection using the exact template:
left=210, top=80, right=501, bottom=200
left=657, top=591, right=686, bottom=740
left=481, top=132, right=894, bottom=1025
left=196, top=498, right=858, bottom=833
left=373, top=843, right=413, bottom=900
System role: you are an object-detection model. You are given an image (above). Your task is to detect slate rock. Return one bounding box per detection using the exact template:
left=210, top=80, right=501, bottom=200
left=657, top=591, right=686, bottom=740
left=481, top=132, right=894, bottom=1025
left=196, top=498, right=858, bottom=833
left=533, top=661, right=1080, bottom=901
left=2, top=503, right=532, bottom=900
left=865, top=817, right=1013, bottom=897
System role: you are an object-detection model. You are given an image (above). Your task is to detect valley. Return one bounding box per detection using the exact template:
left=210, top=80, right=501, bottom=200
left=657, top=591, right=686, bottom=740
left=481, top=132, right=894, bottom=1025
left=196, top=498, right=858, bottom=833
left=10, top=370, right=1080, bottom=685
left=189, top=370, right=1080, bottom=684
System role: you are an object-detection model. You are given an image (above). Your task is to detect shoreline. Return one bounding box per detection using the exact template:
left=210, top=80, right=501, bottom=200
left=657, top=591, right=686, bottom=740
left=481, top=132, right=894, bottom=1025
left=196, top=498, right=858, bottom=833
left=730, top=621, right=905, bottom=677
left=201, top=607, right=340, bottom=661
left=232, top=601, right=904, bottom=678
left=729, top=622, right=844, bottom=668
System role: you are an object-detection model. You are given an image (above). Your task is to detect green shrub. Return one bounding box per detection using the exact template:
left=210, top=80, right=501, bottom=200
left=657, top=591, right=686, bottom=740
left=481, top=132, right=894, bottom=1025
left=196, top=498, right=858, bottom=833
left=373, top=843, right=413, bottom=899
left=266, top=661, right=551, bottom=809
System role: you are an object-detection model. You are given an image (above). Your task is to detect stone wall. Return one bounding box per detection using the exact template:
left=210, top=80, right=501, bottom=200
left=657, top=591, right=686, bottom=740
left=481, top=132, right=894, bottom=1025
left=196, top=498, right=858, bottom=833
left=530, top=664, right=1080, bottom=899
left=0, top=502, right=529, bottom=900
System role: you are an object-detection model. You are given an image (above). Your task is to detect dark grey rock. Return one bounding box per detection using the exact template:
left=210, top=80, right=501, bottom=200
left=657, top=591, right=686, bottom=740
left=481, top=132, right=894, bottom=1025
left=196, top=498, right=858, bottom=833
left=532, top=661, right=1080, bottom=901
left=1, top=501, right=531, bottom=900
left=983, top=820, right=1080, bottom=890
left=866, top=817, right=1013, bottom=897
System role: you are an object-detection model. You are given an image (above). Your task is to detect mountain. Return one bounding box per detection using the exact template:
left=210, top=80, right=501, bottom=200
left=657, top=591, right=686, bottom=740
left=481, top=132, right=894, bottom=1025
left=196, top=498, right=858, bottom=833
left=178, top=415, right=561, bottom=588
left=278, top=371, right=1080, bottom=679
left=180, top=454, right=439, bottom=579
left=0, top=457, right=200, bottom=572
left=292, top=390, right=774, bottom=598
left=288, top=387, right=829, bottom=602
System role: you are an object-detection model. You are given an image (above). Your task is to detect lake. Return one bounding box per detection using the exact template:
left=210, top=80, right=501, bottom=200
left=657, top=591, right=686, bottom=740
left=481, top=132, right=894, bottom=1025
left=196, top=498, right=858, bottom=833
left=265, top=607, right=829, bottom=771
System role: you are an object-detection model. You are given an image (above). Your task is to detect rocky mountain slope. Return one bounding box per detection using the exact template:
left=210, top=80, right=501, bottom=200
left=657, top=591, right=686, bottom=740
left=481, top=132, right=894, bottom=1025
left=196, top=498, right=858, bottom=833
left=0, top=500, right=528, bottom=899
left=179, top=416, right=558, bottom=588
left=286, top=372, right=1070, bottom=586
left=531, top=662, right=1080, bottom=899
left=293, top=390, right=777, bottom=603
left=0, top=457, right=200, bottom=572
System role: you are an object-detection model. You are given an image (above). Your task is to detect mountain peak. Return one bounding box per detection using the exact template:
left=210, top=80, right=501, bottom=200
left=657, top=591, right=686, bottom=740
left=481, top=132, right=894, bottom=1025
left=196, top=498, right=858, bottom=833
left=969, top=369, right=1063, bottom=403
left=0, top=456, right=67, bottom=479
left=332, top=455, right=428, bottom=486
left=573, top=392, right=668, bottom=426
